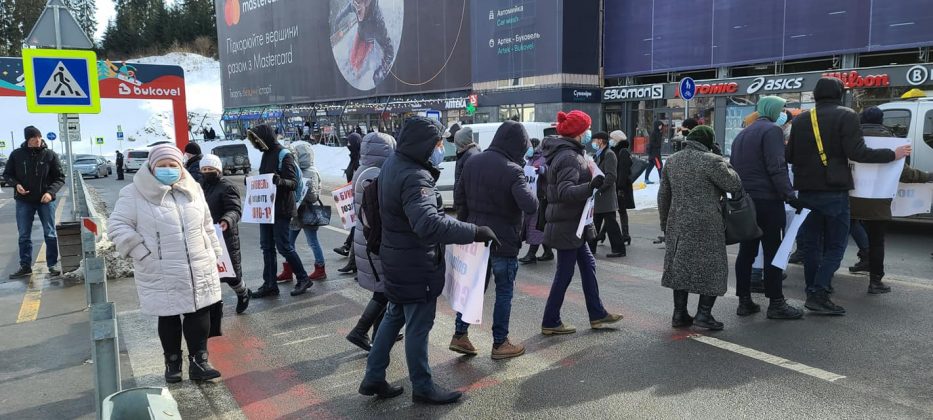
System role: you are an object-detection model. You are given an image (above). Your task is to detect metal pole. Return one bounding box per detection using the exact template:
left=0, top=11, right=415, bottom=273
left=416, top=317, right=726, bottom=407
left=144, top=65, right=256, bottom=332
left=64, top=115, right=77, bottom=219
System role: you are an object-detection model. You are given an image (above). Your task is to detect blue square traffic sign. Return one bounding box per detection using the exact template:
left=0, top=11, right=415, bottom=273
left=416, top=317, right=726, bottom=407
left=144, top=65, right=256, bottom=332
left=32, top=57, right=92, bottom=106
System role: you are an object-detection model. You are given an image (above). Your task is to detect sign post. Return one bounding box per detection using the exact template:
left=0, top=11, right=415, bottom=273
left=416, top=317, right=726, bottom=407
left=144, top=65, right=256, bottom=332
left=679, top=77, right=696, bottom=129
left=96, top=136, right=104, bottom=156
left=116, top=125, right=124, bottom=152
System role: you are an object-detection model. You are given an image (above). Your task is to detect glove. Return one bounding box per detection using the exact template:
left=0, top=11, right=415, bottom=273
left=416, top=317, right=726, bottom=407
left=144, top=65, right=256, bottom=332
left=590, top=175, right=605, bottom=190
left=272, top=174, right=281, bottom=186
left=474, top=226, right=500, bottom=248
left=787, top=197, right=805, bottom=214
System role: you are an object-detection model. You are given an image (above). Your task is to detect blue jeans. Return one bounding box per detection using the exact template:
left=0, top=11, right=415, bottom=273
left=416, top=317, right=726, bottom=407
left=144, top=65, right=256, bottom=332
left=798, top=191, right=850, bottom=294
left=364, top=298, right=437, bottom=394
left=259, top=217, right=308, bottom=288
left=16, top=199, right=58, bottom=268
left=849, top=219, right=869, bottom=251
left=289, top=226, right=324, bottom=265
left=542, top=244, right=608, bottom=328
left=454, top=256, right=518, bottom=345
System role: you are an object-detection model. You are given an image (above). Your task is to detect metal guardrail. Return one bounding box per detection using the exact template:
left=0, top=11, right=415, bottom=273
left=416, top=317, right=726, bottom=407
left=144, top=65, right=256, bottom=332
left=74, top=173, right=122, bottom=420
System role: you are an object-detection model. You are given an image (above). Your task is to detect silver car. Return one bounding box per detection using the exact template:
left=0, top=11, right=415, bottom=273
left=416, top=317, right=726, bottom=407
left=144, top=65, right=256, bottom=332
left=74, top=158, right=108, bottom=179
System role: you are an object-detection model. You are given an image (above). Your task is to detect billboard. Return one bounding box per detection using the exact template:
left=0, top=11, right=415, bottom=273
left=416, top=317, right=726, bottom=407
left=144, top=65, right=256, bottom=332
left=216, top=0, right=471, bottom=108
left=605, top=0, right=933, bottom=77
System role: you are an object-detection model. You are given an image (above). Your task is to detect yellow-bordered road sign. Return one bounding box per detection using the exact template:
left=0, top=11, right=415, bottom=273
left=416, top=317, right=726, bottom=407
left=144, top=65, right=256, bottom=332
left=22, top=48, right=100, bottom=114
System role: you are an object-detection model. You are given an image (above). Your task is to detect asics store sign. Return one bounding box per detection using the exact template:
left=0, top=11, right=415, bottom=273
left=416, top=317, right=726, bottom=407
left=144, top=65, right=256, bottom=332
left=746, top=76, right=804, bottom=94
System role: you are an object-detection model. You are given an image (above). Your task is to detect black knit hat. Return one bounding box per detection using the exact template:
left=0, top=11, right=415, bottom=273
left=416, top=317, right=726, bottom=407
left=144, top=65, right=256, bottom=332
left=24, top=126, right=41, bottom=140
left=184, top=142, right=202, bottom=155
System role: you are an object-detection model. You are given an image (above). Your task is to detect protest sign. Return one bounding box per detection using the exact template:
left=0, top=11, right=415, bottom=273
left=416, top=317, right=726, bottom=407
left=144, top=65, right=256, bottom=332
left=772, top=209, right=810, bottom=270
left=443, top=242, right=491, bottom=325
left=331, top=182, right=356, bottom=229
left=524, top=165, right=538, bottom=195
left=213, top=224, right=236, bottom=278
left=587, top=156, right=604, bottom=179
left=891, top=183, right=933, bottom=217
left=575, top=192, right=596, bottom=239
left=850, top=137, right=909, bottom=199
left=242, top=174, right=276, bottom=224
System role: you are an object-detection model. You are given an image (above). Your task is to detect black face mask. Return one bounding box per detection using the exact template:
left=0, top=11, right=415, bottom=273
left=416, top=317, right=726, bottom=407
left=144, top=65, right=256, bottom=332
left=203, top=172, right=221, bottom=184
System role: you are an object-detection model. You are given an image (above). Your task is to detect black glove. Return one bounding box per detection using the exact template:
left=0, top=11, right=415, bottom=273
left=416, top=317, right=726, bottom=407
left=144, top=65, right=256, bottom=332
left=272, top=174, right=281, bottom=186
left=474, top=226, right=500, bottom=248
left=590, top=175, right=605, bottom=190
left=787, top=197, right=805, bottom=214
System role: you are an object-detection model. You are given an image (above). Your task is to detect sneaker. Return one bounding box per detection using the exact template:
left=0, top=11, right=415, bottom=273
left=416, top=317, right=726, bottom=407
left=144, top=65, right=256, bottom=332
left=250, top=285, right=280, bottom=298
left=333, top=246, right=350, bottom=257
left=736, top=297, right=761, bottom=316
left=449, top=334, right=478, bottom=356
left=9, top=266, right=31, bottom=279
left=590, top=313, right=624, bottom=329
left=236, top=290, right=251, bottom=314
left=491, top=339, right=525, bottom=360
left=48, top=266, right=61, bottom=277
left=766, top=299, right=804, bottom=320
left=804, top=292, right=846, bottom=315
left=849, top=260, right=870, bottom=274
left=868, top=280, right=891, bottom=294
left=541, top=323, right=576, bottom=335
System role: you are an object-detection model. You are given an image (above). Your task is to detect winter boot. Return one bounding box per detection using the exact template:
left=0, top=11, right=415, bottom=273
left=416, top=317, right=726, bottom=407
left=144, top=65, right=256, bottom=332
left=519, top=245, right=539, bottom=264
left=766, top=298, right=804, bottom=320
left=337, top=259, right=357, bottom=274
left=235, top=290, right=251, bottom=314
left=693, top=295, right=724, bottom=330
left=164, top=353, right=183, bottom=383
left=346, top=300, right=386, bottom=352
left=671, top=290, right=693, bottom=328
left=309, top=264, right=327, bottom=281
left=538, top=246, right=554, bottom=261
left=736, top=296, right=761, bottom=316
left=849, top=250, right=870, bottom=273
left=868, top=274, right=891, bottom=294
left=188, top=351, right=221, bottom=381
left=333, top=245, right=350, bottom=257
left=276, top=262, right=294, bottom=282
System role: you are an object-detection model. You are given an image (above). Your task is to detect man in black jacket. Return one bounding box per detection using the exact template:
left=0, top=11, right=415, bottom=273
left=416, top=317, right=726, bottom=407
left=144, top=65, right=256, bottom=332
left=449, top=121, right=537, bottom=360
left=184, top=142, right=204, bottom=183
left=644, top=116, right=665, bottom=184
left=786, top=77, right=911, bottom=315
left=245, top=124, right=312, bottom=298
left=4, top=126, right=65, bottom=278
left=359, top=117, right=498, bottom=405
left=115, top=151, right=124, bottom=180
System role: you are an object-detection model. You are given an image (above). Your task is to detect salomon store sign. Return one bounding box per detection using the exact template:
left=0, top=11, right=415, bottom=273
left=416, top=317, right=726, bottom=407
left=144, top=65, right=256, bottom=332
left=603, top=84, right=664, bottom=101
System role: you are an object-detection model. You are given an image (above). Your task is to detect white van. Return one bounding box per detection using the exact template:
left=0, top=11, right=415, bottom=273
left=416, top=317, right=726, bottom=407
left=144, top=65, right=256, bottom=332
left=437, top=122, right=556, bottom=208
left=124, top=148, right=151, bottom=173
left=877, top=98, right=933, bottom=217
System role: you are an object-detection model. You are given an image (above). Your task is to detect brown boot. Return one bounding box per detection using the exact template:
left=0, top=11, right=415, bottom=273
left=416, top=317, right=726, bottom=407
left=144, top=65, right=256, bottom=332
left=276, top=262, right=294, bottom=282
left=491, top=338, right=525, bottom=360
left=448, top=334, right=477, bottom=356
left=309, top=264, right=327, bottom=281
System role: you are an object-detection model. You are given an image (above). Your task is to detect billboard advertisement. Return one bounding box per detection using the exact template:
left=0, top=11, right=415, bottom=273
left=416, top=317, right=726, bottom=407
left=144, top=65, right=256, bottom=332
left=471, top=0, right=561, bottom=83
left=216, top=0, right=471, bottom=108
left=605, top=0, right=933, bottom=77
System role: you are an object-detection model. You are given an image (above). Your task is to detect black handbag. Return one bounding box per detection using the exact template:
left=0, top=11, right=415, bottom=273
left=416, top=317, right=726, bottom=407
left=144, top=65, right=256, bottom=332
left=722, top=190, right=762, bottom=245
left=629, top=157, right=650, bottom=183
left=301, top=199, right=332, bottom=227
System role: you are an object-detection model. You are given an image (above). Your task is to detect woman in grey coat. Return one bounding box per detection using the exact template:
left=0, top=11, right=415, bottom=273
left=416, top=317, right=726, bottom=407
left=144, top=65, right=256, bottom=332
left=345, top=132, right=402, bottom=351
left=658, top=126, right=743, bottom=330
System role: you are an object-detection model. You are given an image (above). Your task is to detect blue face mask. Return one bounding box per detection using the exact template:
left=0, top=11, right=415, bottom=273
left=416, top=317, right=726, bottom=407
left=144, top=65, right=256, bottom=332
left=429, top=146, right=445, bottom=167
left=775, top=112, right=788, bottom=126
left=591, top=141, right=600, bottom=151
left=581, top=130, right=592, bottom=145
left=154, top=167, right=181, bottom=185
left=525, top=146, right=534, bottom=158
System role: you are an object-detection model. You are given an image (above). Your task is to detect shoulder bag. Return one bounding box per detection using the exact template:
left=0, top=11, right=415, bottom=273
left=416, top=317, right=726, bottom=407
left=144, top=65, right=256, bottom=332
left=722, top=190, right=762, bottom=245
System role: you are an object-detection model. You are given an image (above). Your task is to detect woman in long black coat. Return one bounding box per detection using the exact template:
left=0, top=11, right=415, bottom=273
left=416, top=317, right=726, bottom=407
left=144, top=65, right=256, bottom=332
left=610, top=131, right=635, bottom=245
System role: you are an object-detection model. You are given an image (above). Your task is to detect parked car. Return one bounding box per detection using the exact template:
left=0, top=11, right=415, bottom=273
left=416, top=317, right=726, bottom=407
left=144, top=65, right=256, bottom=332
left=74, top=157, right=109, bottom=179
left=212, top=144, right=251, bottom=175
left=879, top=98, right=933, bottom=218
left=124, top=149, right=150, bottom=173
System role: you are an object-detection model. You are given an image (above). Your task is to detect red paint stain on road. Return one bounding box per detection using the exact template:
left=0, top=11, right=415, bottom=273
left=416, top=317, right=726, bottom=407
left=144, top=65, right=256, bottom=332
left=458, top=377, right=501, bottom=393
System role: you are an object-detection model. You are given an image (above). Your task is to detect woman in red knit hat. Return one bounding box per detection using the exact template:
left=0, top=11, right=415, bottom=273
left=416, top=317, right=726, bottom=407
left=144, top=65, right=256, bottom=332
left=539, top=110, right=623, bottom=335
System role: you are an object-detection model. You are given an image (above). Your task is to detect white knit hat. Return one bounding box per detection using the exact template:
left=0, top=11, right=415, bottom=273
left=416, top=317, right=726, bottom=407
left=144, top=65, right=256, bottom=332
left=200, top=154, right=222, bottom=171
left=609, top=130, right=628, bottom=141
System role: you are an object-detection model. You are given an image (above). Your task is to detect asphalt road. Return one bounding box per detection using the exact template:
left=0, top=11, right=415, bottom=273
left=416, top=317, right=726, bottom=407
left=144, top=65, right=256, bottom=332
left=2, top=173, right=933, bottom=419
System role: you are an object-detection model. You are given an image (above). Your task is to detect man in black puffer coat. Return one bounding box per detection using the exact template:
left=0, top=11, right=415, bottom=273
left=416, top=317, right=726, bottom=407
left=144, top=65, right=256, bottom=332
left=450, top=120, right=538, bottom=360
left=359, top=117, right=498, bottom=405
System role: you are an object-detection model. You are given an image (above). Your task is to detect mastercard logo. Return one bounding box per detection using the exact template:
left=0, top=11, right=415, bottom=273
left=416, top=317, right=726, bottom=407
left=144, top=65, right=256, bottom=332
left=225, top=0, right=240, bottom=26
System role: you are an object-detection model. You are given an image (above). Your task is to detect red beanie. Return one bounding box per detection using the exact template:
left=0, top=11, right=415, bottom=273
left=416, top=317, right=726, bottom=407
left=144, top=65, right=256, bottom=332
left=556, top=110, right=592, bottom=138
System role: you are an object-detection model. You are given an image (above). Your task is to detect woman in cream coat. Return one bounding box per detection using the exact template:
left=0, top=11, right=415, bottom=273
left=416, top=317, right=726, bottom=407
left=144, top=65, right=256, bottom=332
left=108, top=144, right=224, bottom=383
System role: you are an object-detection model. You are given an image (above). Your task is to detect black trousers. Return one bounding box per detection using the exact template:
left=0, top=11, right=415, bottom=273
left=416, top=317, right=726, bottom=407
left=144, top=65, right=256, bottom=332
left=735, top=198, right=786, bottom=299
left=644, top=153, right=663, bottom=181
left=864, top=220, right=887, bottom=278
left=158, top=305, right=212, bottom=355
left=590, top=211, right=625, bottom=253
left=617, top=206, right=630, bottom=239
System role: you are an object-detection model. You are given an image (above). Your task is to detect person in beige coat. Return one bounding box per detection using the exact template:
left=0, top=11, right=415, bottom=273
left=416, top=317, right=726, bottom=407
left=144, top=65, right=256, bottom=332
left=108, top=144, right=224, bottom=383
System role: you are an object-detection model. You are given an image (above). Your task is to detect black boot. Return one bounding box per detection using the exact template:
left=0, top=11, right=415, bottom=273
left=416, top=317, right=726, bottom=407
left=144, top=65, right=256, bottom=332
left=671, top=290, right=693, bottom=328
left=338, top=259, right=357, bottom=274
left=164, top=353, right=183, bottom=383
left=736, top=296, right=761, bottom=316
left=849, top=250, right=870, bottom=273
left=359, top=380, right=404, bottom=399
left=333, top=245, right=350, bottom=257
left=519, top=245, right=539, bottom=264
left=766, top=298, right=804, bottom=320
left=347, top=299, right=386, bottom=351
left=236, top=290, right=251, bottom=314
left=188, top=351, right=221, bottom=381
left=538, top=246, right=554, bottom=261
left=693, top=295, right=724, bottom=330
left=868, top=274, right=891, bottom=294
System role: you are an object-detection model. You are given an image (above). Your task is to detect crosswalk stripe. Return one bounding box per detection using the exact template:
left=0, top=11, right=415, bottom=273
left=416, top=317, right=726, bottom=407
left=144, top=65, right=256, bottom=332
left=689, top=334, right=846, bottom=382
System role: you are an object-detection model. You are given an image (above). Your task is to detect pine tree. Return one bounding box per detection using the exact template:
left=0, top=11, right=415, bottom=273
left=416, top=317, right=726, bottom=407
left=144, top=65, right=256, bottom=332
left=64, top=0, right=98, bottom=44
left=9, top=0, right=45, bottom=55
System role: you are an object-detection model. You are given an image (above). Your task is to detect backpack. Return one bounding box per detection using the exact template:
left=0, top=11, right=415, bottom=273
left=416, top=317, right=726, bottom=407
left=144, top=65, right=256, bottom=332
left=277, top=148, right=305, bottom=208
left=360, top=177, right=382, bottom=256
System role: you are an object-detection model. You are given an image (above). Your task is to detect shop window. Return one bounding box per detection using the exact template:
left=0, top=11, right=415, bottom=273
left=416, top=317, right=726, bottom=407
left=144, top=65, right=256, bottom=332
left=922, top=110, right=933, bottom=150
left=882, top=109, right=911, bottom=138
left=499, top=104, right=534, bottom=122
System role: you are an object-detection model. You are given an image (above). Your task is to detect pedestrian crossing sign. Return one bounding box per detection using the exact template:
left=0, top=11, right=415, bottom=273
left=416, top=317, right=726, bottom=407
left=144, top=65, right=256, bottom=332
left=22, top=48, right=100, bottom=114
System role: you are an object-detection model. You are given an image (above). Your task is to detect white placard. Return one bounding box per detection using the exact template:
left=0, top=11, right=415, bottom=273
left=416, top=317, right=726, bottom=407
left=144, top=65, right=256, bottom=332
left=524, top=165, right=538, bottom=195
left=587, top=157, right=605, bottom=179
left=772, top=209, right=811, bottom=270
left=891, top=183, right=933, bottom=217
left=442, top=242, right=491, bottom=325
left=242, top=174, right=277, bottom=224
left=850, top=137, right=909, bottom=199
left=214, top=224, right=236, bottom=278
left=331, top=182, right=356, bottom=229
left=575, top=192, right=596, bottom=239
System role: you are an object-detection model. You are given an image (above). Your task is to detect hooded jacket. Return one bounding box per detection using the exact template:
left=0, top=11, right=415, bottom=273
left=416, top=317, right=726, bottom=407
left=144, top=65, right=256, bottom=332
left=352, top=132, right=396, bottom=293
left=200, top=174, right=242, bottom=279
left=542, top=136, right=594, bottom=250
left=378, top=117, right=476, bottom=304
left=730, top=117, right=795, bottom=201
left=3, top=140, right=65, bottom=204
left=453, top=127, right=479, bottom=209
left=786, top=78, right=895, bottom=192
left=345, top=133, right=363, bottom=182
left=456, top=121, right=538, bottom=257
left=108, top=166, right=223, bottom=316
left=611, top=142, right=635, bottom=209
left=252, top=126, right=301, bottom=218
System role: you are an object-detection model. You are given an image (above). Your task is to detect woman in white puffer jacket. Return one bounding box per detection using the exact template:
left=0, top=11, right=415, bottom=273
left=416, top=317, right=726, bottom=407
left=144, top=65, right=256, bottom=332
left=108, top=144, right=224, bottom=383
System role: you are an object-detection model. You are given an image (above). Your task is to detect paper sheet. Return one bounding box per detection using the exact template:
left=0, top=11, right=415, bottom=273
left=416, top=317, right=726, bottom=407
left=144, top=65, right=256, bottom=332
left=771, top=209, right=810, bottom=270
left=850, top=137, right=909, bottom=199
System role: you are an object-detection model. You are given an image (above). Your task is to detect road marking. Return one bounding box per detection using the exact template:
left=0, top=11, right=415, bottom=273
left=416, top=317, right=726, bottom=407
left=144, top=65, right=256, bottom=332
left=689, top=334, right=846, bottom=383
left=16, top=195, right=66, bottom=323
left=271, top=325, right=321, bottom=337
left=282, top=334, right=331, bottom=346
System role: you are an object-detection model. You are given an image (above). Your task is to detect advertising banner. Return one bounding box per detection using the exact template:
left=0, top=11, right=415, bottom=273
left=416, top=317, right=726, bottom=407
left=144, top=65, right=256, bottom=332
left=216, top=0, right=472, bottom=107
left=331, top=182, right=356, bottom=230
left=471, top=0, right=561, bottom=83
left=214, top=224, right=237, bottom=278
left=442, top=242, right=491, bottom=325
left=242, top=174, right=277, bottom=224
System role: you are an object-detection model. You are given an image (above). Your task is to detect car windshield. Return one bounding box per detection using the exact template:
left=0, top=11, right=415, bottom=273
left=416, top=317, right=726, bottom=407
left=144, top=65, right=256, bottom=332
left=214, top=146, right=245, bottom=156
left=75, top=159, right=96, bottom=165
left=128, top=151, right=149, bottom=158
